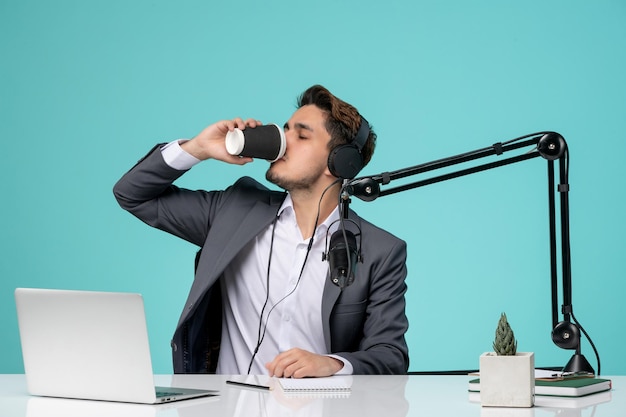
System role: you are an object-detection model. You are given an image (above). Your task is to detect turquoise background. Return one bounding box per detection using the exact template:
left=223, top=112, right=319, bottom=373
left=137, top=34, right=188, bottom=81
left=2, top=0, right=625, bottom=375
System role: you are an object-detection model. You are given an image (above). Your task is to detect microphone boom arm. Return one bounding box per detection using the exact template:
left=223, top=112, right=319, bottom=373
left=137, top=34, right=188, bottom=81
left=344, top=131, right=598, bottom=375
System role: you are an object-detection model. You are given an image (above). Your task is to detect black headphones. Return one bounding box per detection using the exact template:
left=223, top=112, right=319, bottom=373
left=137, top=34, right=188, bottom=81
left=327, top=117, right=370, bottom=179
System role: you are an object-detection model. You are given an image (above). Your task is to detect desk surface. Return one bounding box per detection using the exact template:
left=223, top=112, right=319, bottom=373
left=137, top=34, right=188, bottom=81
left=1, top=374, right=623, bottom=417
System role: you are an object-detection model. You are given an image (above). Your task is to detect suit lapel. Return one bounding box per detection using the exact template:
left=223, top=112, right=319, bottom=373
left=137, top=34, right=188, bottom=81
left=211, top=200, right=280, bottom=276
left=179, top=196, right=284, bottom=326
left=321, top=273, right=342, bottom=351
left=321, top=210, right=364, bottom=351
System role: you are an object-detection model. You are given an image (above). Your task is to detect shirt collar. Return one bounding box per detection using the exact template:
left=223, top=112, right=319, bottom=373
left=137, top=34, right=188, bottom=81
left=278, top=193, right=341, bottom=239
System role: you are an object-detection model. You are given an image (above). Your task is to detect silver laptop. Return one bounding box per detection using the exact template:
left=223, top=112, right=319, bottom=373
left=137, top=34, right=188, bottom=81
left=15, top=288, right=217, bottom=404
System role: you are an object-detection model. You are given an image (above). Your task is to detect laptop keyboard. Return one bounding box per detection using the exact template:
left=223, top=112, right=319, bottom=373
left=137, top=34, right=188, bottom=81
left=156, top=390, right=184, bottom=398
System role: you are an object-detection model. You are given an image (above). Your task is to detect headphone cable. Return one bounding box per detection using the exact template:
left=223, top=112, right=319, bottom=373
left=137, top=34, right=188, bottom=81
left=246, top=179, right=341, bottom=374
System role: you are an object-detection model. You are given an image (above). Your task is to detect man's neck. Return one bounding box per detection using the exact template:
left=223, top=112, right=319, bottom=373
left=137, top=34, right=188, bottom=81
left=290, top=184, right=341, bottom=240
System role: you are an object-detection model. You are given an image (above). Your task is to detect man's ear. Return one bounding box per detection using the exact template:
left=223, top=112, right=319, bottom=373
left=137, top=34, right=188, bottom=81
left=323, top=154, right=337, bottom=180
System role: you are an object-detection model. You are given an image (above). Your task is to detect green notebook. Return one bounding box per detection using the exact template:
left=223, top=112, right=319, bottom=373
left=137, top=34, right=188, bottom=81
left=469, top=377, right=612, bottom=397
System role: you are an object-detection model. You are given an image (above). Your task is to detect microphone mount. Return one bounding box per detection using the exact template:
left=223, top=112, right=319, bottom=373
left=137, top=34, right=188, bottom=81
left=343, top=131, right=598, bottom=375
left=323, top=180, right=362, bottom=290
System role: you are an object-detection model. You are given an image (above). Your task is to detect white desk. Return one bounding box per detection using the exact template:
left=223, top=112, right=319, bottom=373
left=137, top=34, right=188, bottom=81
left=0, top=374, right=623, bottom=417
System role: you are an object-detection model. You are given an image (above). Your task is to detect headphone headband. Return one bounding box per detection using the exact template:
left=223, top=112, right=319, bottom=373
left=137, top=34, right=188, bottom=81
left=353, top=116, right=370, bottom=152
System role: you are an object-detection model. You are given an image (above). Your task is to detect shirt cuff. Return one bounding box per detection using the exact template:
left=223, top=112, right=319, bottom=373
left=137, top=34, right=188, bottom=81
left=327, top=354, right=354, bottom=375
left=161, top=139, right=201, bottom=170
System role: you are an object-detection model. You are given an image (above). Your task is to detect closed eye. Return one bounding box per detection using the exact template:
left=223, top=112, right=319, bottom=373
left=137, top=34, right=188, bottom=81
left=284, top=121, right=313, bottom=139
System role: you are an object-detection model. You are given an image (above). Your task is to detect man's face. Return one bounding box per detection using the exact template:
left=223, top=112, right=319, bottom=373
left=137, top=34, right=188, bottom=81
left=266, top=105, right=333, bottom=192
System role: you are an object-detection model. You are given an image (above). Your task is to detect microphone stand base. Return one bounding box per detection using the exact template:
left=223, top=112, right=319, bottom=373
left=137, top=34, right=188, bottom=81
left=562, top=353, right=595, bottom=375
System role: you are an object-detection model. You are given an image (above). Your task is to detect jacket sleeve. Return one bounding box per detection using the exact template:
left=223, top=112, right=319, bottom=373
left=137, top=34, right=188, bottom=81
left=112, top=144, right=221, bottom=247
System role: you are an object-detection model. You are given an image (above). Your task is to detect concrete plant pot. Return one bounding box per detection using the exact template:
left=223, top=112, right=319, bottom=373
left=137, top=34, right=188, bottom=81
left=479, top=351, right=535, bottom=408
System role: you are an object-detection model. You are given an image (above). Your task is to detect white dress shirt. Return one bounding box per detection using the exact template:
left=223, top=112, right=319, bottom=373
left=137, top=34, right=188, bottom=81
left=161, top=140, right=353, bottom=375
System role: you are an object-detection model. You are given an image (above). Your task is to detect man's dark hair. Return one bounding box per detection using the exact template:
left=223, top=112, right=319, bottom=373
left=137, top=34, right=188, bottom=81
left=297, top=84, right=376, bottom=167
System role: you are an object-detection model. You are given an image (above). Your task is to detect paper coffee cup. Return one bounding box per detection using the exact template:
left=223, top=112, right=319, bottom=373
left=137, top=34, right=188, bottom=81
left=225, top=124, right=286, bottom=162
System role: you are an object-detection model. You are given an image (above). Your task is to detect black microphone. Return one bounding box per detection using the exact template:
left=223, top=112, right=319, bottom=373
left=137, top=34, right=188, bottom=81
left=327, top=230, right=359, bottom=289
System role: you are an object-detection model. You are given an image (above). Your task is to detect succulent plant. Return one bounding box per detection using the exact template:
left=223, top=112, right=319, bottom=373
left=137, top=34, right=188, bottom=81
left=492, top=312, right=517, bottom=355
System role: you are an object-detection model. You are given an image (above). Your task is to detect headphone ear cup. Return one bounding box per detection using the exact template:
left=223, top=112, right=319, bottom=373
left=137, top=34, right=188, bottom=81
left=328, top=145, right=364, bottom=179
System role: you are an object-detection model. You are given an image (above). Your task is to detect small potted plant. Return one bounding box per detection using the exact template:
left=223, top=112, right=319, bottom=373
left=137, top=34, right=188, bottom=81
left=479, top=313, right=535, bottom=407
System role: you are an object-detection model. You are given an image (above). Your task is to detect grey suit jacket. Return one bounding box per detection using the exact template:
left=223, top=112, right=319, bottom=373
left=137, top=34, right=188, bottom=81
left=113, top=145, right=409, bottom=374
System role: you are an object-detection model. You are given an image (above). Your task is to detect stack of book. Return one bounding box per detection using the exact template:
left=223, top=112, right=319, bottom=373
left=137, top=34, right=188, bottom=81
left=468, top=372, right=612, bottom=408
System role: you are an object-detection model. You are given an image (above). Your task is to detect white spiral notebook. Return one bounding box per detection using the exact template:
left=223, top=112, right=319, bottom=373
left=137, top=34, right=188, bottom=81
left=278, top=376, right=352, bottom=393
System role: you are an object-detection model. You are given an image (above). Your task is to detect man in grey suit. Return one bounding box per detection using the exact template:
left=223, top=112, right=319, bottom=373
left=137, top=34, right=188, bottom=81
left=114, top=85, right=409, bottom=377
